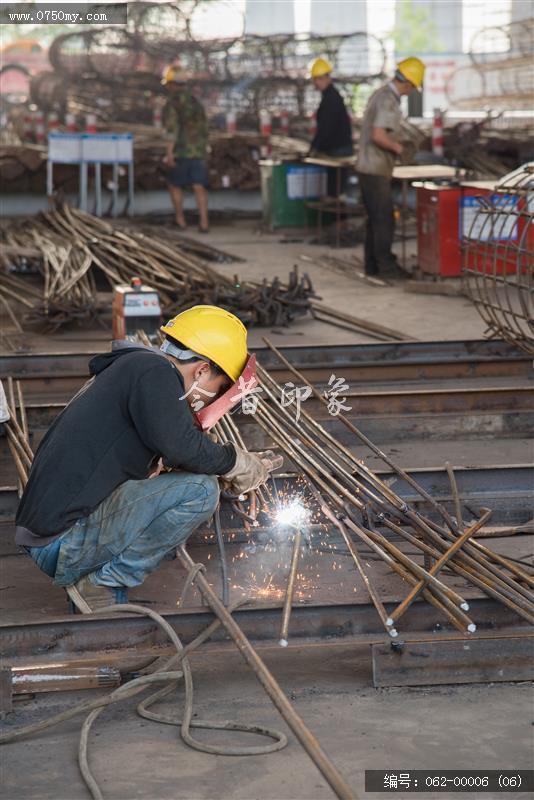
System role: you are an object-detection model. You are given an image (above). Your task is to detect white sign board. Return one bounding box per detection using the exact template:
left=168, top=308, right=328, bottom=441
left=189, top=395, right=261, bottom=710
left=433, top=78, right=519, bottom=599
left=115, top=134, right=133, bottom=163
left=49, top=133, right=134, bottom=164
left=82, top=134, right=116, bottom=163
left=82, top=134, right=134, bottom=164
left=461, top=195, right=519, bottom=241
left=48, top=133, right=83, bottom=163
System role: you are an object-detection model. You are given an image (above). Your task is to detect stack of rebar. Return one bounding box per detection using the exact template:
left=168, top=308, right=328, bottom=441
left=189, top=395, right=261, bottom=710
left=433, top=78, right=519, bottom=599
left=0, top=205, right=318, bottom=330
left=252, top=340, right=534, bottom=639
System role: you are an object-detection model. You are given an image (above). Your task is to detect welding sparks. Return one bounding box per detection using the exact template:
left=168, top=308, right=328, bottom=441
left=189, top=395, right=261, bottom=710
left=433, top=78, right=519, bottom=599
left=275, top=498, right=310, bottom=529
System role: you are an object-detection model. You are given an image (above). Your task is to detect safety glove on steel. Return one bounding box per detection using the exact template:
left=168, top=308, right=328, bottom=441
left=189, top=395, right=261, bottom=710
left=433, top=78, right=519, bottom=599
left=222, top=447, right=283, bottom=495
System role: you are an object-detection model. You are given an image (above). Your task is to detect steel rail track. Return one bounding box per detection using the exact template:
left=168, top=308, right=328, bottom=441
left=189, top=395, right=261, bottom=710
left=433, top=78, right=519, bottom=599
left=1, top=340, right=531, bottom=398
left=1, top=464, right=532, bottom=524
left=2, top=596, right=532, bottom=689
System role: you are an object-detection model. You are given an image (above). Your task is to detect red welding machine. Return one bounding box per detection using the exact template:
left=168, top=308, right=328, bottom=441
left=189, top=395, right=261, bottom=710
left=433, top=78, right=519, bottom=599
left=112, top=277, right=162, bottom=341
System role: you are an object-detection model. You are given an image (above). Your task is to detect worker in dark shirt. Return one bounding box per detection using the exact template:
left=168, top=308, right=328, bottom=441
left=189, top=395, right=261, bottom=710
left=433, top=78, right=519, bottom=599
left=309, top=57, right=353, bottom=196
left=16, top=306, right=282, bottom=612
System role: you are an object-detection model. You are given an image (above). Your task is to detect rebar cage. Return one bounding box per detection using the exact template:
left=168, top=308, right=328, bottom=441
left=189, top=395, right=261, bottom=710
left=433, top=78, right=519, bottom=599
left=462, top=163, right=534, bottom=354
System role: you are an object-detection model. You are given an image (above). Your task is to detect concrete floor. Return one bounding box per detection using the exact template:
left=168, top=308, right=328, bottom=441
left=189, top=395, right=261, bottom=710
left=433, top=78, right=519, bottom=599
left=1, top=645, right=532, bottom=800
left=1, top=217, right=530, bottom=800
left=175, top=219, right=488, bottom=348
left=197, top=223, right=483, bottom=348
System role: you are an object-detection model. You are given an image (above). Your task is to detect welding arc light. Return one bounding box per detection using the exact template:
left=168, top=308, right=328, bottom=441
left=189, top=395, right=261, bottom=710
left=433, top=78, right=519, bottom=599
left=276, top=500, right=309, bottom=529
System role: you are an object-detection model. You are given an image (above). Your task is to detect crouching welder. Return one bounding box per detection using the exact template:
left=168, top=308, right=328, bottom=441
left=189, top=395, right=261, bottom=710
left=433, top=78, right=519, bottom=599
left=15, top=306, right=282, bottom=612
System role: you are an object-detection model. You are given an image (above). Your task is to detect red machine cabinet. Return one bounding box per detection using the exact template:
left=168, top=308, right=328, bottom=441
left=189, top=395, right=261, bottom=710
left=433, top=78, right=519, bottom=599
left=416, top=183, right=462, bottom=276
left=417, top=180, right=530, bottom=278
left=461, top=181, right=531, bottom=277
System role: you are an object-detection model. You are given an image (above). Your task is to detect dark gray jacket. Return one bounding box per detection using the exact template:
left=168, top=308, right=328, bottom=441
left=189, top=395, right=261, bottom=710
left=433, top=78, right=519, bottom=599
left=15, top=344, right=235, bottom=545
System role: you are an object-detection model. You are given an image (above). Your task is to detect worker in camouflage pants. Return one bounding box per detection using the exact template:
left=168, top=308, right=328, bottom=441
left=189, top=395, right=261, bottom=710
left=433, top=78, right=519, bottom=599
left=162, top=65, right=210, bottom=233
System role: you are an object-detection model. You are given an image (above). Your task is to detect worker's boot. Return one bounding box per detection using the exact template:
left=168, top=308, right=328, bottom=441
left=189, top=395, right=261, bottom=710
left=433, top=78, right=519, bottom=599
left=66, top=574, right=128, bottom=614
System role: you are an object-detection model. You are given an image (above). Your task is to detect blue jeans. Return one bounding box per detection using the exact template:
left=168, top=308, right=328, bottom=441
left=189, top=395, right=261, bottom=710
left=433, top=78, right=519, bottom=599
left=29, top=472, right=219, bottom=588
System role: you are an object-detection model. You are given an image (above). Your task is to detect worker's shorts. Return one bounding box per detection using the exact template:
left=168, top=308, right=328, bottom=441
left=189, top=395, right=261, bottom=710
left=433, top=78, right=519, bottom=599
left=166, top=158, right=208, bottom=188
left=28, top=472, right=219, bottom=588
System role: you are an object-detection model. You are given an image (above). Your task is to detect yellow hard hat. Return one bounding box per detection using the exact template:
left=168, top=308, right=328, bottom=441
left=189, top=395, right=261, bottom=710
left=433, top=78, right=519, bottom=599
left=161, top=65, right=188, bottom=85
left=396, top=57, right=426, bottom=89
left=309, top=57, right=333, bottom=79
left=161, top=305, right=248, bottom=382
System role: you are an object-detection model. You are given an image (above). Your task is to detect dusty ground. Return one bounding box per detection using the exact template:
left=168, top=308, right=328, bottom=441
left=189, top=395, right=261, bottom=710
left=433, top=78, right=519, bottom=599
left=1, top=644, right=533, bottom=800
left=182, top=219, right=488, bottom=348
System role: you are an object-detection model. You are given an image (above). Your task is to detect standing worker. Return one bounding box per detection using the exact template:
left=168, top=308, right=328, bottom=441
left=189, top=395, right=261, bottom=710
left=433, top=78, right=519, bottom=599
left=162, top=65, right=210, bottom=233
left=15, top=306, right=282, bottom=612
left=357, top=57, right=425, bottom=277
left=309, top=57, right=353, bottom=196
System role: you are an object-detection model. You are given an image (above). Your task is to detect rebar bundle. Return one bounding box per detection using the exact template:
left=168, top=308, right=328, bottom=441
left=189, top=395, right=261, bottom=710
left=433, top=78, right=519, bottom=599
left=462, top=163, right=534, bottom=355
left=253, top=339, right=534, bottom=639
left=0, top=205, right=317, bottom=330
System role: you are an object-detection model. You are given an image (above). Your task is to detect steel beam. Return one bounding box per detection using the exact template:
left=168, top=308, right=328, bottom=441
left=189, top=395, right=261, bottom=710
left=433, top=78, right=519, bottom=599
left=1, top=464, right=532, bottom=523
left=371, top=635, right=534, bottom=687
left=18, top=388, right=534, bottom=432
left=0, top=340, right=530, bottom=395
left=1, top=597, right=530, bottom=662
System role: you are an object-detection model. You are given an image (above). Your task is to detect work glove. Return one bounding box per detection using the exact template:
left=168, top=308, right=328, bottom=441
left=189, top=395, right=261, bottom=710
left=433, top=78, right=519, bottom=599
left=222, top=447, right=283, bottom=495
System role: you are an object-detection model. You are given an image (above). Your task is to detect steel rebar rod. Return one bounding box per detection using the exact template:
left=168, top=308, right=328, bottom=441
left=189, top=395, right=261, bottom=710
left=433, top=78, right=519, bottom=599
left=388, top=501, right=534, bottom=604
left=261, top=338, right=460, bottom=534
left=389, top=510, right=492, bottom=624
left=255, top=405, right=366, bottom=511
left=257, top=373, right=402, bottom=517
left=279, top=527, right=302, bottom=647
left=6, top=437, right=28, bottom=488
left=445, top=461, right=464, bottom=530
left=5, top=402, right=34, bottom=461
left=258, top=364, right=418, bottom=514
left=5, top=425, right=33, bottom=471
left=177, top=546, right=358, bottom=800
left=214, top=505, right=230, bottom=607
left=376, top=516, right=534, bottom=624
left=316, top=495, right=397, bottom=638
left=344, top=514, right=470, bottom=611
left=339, top=515, right=476, bottom=633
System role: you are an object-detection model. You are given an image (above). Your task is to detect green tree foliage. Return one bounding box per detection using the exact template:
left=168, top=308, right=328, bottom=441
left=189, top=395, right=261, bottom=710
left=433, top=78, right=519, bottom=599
left=391, top=0, right=443, bottom=55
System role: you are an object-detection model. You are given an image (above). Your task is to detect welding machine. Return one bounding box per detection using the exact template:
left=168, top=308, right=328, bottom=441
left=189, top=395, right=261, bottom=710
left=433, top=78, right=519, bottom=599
left=112, top=277, right=162, bottom=341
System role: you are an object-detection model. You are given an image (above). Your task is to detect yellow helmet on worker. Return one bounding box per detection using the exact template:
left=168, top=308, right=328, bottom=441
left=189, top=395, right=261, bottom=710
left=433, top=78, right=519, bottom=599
left=161, top=305, right=248, bottom=382
left=309, top=57, right=333, bottom=79
left=395, top=57, right=426, bottom=89
left=161, top=65, right=189, bottom=85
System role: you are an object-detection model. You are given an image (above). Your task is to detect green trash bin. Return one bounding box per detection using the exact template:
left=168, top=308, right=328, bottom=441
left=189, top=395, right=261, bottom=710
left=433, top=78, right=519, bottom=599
left=260, top=159, right=327, bottom=229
